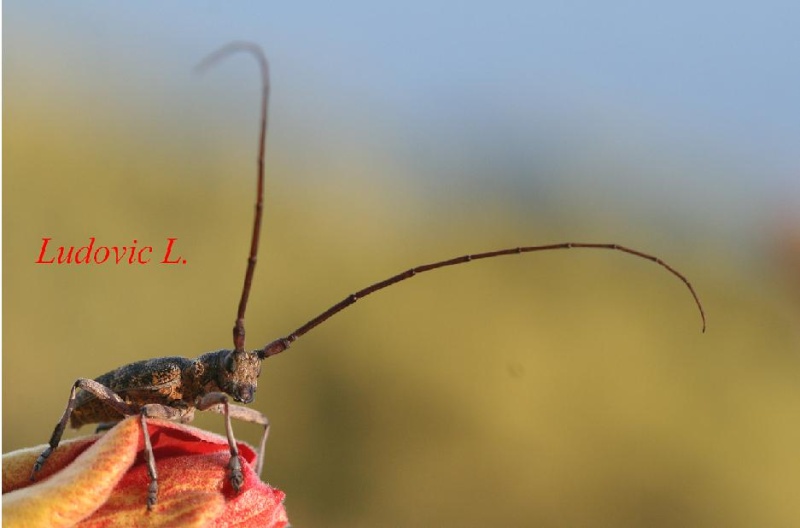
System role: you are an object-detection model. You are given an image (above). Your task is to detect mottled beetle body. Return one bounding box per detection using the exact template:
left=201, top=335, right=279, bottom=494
left=31, top=42, right=705, bottom=511
left=70, top=351, right=261, bottom=428
left=70, top=357, right=195, bottom=428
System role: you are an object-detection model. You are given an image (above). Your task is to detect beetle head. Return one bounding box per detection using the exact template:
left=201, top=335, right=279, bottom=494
left=217, top=349, right=262, bottom=404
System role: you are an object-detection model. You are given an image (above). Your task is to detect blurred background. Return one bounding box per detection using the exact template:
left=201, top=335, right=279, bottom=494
left=4, top=1, right=800, bottom=526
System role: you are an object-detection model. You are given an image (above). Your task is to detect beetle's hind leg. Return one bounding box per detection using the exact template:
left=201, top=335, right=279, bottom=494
left=31, top=378, right=135, bottom=481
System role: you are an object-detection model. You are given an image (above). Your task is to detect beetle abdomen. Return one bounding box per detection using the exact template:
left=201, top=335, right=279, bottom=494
left=70, top=356, right=195, bottom=428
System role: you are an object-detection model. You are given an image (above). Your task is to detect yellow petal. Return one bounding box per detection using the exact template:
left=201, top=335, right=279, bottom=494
left=3, top=417, right=141, bottom=527
left=3, top=435, right=100, bottom=493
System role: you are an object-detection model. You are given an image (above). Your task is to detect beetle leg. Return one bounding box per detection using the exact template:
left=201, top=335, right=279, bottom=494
left=196, top=392, right=248, bottom=491
left=137, top=403, right=190, bottom=510
left=139, top=411, right=158, bottom=511
left=203, top=402, right=271, bottom=477
left=31, top=378, right=135, bottom=481
left=95, top=421, right=119, bottom=433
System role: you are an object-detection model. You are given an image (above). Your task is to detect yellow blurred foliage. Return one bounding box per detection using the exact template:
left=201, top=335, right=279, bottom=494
left=4, top=77, right=800, bottom=528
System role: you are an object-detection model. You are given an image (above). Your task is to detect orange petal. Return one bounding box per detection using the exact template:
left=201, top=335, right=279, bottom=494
left=3, top=435, right=99, bottom=494
left=81, top=452, right=287, bottom=527
left=2, top=417, right=141, bottom=527
left=77, top=485, right=225, bottom=528
left=209, top=460, right=289, bottom=528
left=3, top=417, right=289, bottom=527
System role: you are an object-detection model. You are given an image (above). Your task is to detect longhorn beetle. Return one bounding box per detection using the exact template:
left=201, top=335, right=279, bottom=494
left=31, top=42, right=706, bottom=510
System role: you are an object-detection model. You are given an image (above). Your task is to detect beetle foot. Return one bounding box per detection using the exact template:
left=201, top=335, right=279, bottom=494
left=228, top=455, right=243, bottom=492
left=30, top=446, right=53, bottom=481
left=147, top=479, right=158, bottom=511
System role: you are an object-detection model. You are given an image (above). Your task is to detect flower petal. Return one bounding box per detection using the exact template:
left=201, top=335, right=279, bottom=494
left=80, top=451, right=288, bottom=528
left=3, top=417, right=141, bottom=527
left=3, top=417, right=289, bottom=528
left=142, top=419, right=258, bottom=465
left=3, top=435, right=98, bottom=494
left=206, top=453, right=289, bottom=528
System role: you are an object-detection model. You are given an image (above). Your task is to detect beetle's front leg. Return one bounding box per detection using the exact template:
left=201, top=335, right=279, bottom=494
left=203, top=402, right=271, bottom=477
left=196, top=392, right=246, bottom=492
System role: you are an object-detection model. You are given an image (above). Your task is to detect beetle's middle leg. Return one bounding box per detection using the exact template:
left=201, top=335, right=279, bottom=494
left=31, top=378, right=135, bottom=481
left=138, top=403, right=191, bottom=510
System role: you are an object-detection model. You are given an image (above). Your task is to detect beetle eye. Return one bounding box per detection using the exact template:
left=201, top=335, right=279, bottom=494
left=224, top=353, right=237, bottom=373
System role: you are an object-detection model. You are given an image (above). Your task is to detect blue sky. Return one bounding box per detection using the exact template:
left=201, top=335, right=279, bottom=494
left=6, top=1, right=799, bottom=234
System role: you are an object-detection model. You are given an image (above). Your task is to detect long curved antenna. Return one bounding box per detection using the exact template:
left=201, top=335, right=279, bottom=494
left=196, top=42, right=270, bottom=353
left=258, top=242, right=706, bottom=358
